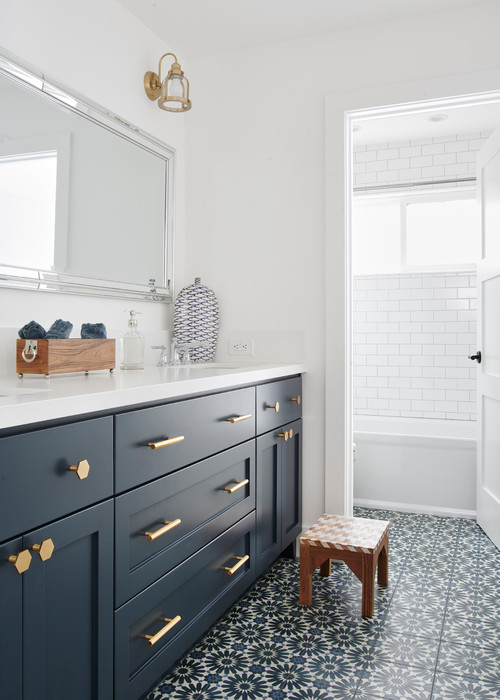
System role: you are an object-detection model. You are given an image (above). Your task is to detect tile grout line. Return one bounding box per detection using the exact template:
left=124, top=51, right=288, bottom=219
left=428, top=524, right=461, bottom=699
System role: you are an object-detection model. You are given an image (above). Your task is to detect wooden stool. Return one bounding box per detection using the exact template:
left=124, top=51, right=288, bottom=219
left=299, top=514, right=389, bottom=617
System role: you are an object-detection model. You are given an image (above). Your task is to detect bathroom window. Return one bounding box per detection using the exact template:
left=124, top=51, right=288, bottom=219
left=352, top=190, right=479, bottom=274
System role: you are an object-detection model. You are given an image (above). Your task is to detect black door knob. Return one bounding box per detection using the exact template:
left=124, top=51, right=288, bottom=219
left=469, top=351, right=481, bottom=363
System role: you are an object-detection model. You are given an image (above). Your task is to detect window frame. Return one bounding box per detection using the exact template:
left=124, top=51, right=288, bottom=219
left=353, top=187, right=479, bottom=274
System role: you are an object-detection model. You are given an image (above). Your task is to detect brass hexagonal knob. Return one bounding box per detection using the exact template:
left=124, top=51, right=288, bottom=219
left=32, top=538, right=55, bottom=562
left=9, top=549, right=32, bottom=574
left=69, top=459, right=90, bottom=479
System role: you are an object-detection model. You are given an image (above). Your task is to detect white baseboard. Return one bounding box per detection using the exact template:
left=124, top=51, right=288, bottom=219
left=354, top=497, right=477, bottom=520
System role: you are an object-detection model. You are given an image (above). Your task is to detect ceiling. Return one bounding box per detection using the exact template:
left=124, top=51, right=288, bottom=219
left=117, top=0, right=500, bottom=143
left=353, top=101, right=500, bottom=146
left=117, top=0, right=483, bottom=60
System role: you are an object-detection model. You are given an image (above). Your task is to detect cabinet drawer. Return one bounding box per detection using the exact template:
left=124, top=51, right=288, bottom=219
left=115, top=441, right=255, bottom=606
left=0, top=417, right=113, bottom=542
left=256, top=377, right=302, bottom=434
left=115, top=512, right=255, bottom=700
left=115, top=387, right=255, bottom=492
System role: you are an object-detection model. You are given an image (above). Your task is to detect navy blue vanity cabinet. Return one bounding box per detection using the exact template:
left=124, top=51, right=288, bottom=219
left=255, top=376, right=302, bottom=578
left=281, top=419, right=303, bottom=549
left=256, top=376, right=302, bottom=435
left=0, top=501, right=114, bottom=700
left=114, top=387, right=255, bottom=493
left=115, top=511, right=255, bottom=700
left=0, top=538, right=23, bottom=698
left=255, top=420, right=302, bottom=576
left=0, top=416, right=113, bottom=541
left=1, top=373, right=302, bottom=700
left=23, top=501, right=114, bottom=700
left=115, top=441, right=255, bottom=606
left=0, top=416, right=114, bottom=700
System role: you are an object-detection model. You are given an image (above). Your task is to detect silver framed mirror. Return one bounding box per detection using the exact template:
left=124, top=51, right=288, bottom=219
left=0, top=49, right=175, bottom=301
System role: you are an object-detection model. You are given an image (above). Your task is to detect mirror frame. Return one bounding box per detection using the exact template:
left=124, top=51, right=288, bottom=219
left=0, top=49, right=175, bottom=302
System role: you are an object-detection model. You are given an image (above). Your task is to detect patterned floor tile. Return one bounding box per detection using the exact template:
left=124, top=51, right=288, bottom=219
left=431, top=671, right=500, bottom=699
left=146, top=508, right=500, bottom=700
left=445, top=594, right=500, bottom=623
left=437, top=641, right=500, bottom=683
left=390, top=586, right=447, bottom=615
left=370, top=632, right=440, bottom=670
left=441, top=615, right=500, bottom=649
left=356, top=661, right=434, bottom=699
left=382, top=608, right=445, bottom=640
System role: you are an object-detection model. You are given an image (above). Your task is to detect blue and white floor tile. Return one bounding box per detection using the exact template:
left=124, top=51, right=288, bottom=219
left=146, top=508, right=500, bottom=699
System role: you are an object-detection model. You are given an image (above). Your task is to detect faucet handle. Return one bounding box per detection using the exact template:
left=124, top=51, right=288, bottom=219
left=151, top=345, right=169, bottom=367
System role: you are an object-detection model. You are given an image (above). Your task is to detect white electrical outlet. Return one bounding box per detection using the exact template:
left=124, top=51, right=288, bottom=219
left=229, top=337, right=254, bottom=355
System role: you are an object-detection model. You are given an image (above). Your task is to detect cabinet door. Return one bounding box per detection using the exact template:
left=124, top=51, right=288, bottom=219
left=256, top=430, right=281, bottom=576
left=256, top=420, right=302, bottom=577
left=23, top=500, right=114, bottom=700
left=0, top=537, right=23, bottom=699
left=281, top=419, right=302, bottom=550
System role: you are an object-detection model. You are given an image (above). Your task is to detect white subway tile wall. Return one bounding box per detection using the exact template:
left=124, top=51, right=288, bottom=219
left=353, top=272, right=477, bottom=420
left=352, top=131, right=484, bottom=421
left=353, top=132, right=491, bottom=190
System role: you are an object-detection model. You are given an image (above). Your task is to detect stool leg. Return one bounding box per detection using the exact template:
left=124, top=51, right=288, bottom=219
left=319, top=559, right=332, bottom=577
left=299, top=541, right=313, bottom=606
left=377, top=536, right=389, bottom=586
left=361, top=553, right=375, bottom=617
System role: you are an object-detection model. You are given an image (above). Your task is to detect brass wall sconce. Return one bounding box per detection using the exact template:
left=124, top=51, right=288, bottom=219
left=144, top=52, right=191, bottom=112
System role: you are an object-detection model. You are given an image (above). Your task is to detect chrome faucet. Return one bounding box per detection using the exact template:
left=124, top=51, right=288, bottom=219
left=175, top=340, right=210, bottom=365
left=151, top=345, right=169, bottom=367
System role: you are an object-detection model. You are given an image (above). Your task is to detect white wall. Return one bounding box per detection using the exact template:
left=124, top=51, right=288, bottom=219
left=354, top=272, right=477, bottom=420
left=0, top=0, right=187, bottom=373
left=353, top=131, right=491, bottom=190
left=2, top=1, right=500, bottom=529
left=185, top=1, right=500, bottom=527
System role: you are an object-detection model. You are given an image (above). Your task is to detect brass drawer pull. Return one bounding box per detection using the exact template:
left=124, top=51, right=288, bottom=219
left=224, top=554, right=249, bottom=576
left=32, top=538, right=55, bottom=561
left=278, top=431, right=289, bottom=441
left=147, top=436, right=184, bottom=450
left=69, top=459, right=90, bottom=479
left=266, top=402, right=279, bottom=412
left=8, top=549, right=32, bottom=574
left=224, top=478, right=249, bottom=494
left=291, top=395, right=301, bottom=405
left=289, top=428, right=293, bottom=439
left=226, top=414, right=252, bottom=424
left=144, top=518, right=182, bottom=541
left=143, top=615, right=181, bottom=647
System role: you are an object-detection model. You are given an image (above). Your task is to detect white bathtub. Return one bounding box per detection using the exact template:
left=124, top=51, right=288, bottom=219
left=353, top=416, right=477, bottom=518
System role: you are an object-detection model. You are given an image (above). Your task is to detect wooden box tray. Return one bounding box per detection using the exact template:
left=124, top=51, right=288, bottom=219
left=17, top=339, right=116, bottom=376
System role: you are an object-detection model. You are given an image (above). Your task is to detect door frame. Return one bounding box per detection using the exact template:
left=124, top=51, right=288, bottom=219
left=325, top=68, right=500, bottom=516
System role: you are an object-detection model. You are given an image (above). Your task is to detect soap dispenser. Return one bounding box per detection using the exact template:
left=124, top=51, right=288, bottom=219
left=120, top=310, right=144, bottom=370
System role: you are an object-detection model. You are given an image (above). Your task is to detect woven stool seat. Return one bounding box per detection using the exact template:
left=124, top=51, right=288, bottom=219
left=299, top=514, right=389, bottom=617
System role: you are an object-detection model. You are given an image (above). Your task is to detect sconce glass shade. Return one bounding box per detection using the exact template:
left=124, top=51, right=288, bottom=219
left=144, top=53, right=191, bottom=113
left=159, top=72, right=191, bottom=112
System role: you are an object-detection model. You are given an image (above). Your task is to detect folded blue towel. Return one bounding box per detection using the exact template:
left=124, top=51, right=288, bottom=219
left=45, top=319, right=73, bottom=339
left=81, top=323, right=107, bottom=339
left=18, top=321, right=46, bottom=339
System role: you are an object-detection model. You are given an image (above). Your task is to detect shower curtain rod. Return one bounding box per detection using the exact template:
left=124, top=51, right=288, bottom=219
left=353, top=176, right=476, bottom=193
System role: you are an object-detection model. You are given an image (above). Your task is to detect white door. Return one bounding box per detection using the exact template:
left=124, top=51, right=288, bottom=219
left=476, top=125, right=500, bottom=550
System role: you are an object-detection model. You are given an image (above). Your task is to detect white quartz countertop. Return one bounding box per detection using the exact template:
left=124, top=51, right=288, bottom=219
left=0, top=363, right=305, bottom=430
